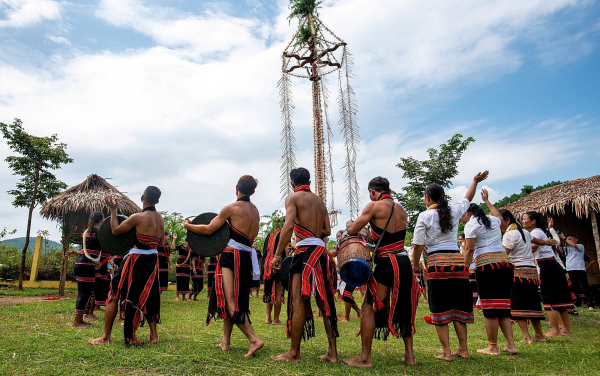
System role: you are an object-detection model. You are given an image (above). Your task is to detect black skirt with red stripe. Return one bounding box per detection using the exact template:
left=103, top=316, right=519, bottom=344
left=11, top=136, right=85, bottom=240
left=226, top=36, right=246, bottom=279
left=109, top=253, right=160, bottom=345
left=538, top=259, right=574, bottom=311
left=511, top=266, right=545, bottom=320
left=469, top=272, right=478, bottom=298
left=158, top=250, right=170, bottom=292
left=206, top=257, right=217, bottom=291
left=340, top=283, right=356, bottom=303
left=475, top=260, right=513, bottom=319
left=74, top=253, right=96, bottom=316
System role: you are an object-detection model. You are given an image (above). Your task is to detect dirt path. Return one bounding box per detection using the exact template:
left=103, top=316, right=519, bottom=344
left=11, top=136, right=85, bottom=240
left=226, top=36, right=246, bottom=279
left=0, top=293, right=77, bottom=307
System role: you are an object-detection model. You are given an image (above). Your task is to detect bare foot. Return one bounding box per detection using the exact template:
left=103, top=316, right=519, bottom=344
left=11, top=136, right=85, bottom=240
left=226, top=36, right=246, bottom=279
left=545, top=330, right=560, bottom=337
left=343, top=356, right=372, bottom=367
left=71, top=322, right=91, bottom=328
left=85, top=314, right=99, bottom=321
left=272, top=319, right=284, bottom=325
left=244, top=339, right=264, bottom=357
left=271, top=351, right=300, bottom=362
left=341, top=318, right=350, bottom=323
left=503, top=346, right=517, bottom=355
left=436, top=354, right=453, bottom=361
left=560, top=331, right=572, bottom=337
left=318, top=353, right=338, bottom=363
left=217, top=342, right=230, bottom=351
left=476, top=346, right=499, bottom=356
left=532, top=336, right=547, bottom=342
left=402, top=355, right=417, bottom=366
left=150, top=336, right=159, bottom=344
left=451, top=349, right=469, bottom=359
left=520, top=338, right=533, bottom=344
left=88, top=337, right=110, bottom=345
left=265, top=319, right=273, bottom=324
left=175, top=297, right=180, bottom=301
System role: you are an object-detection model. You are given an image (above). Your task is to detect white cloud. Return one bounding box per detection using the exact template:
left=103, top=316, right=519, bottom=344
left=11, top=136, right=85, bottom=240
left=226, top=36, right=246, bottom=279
left=45, top=34, right=70, bottom=45
left=0, top=0, right=597, bottom=240
left=0, top=0, right=61, bottom=28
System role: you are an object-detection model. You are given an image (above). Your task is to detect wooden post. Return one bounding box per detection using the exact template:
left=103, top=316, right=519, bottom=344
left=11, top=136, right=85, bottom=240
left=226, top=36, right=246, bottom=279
left=58, top=237, right=69, bottom=296
left=29, top=236, right=43, bottom=283
left=591, top=212, right=600, bottom=267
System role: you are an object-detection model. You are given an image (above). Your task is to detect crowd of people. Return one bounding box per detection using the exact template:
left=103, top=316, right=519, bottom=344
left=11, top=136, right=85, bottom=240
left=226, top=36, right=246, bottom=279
left=68, top=168, right=596, bottom=367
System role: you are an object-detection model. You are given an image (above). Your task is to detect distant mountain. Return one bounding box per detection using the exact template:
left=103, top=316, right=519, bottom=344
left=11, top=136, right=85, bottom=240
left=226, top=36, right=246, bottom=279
left=0, top=237, right=62, bottom=251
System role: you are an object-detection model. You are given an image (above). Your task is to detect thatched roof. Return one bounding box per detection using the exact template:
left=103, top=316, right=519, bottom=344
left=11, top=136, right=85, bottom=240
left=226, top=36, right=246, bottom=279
left=40, top=174, right=141, bottom=221
left=502, top=175, right=600, bottom=219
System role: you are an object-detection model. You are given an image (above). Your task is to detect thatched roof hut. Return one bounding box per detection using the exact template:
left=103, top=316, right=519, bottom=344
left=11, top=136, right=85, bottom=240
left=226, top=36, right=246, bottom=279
left=40, top=174, right=141, bottom=242
left=503, top=175, right=600, bottom=286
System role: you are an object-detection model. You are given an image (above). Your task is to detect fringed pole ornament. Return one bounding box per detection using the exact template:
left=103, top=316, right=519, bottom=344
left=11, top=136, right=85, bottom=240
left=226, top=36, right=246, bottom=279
left=279, top=0, right=361, bottom=221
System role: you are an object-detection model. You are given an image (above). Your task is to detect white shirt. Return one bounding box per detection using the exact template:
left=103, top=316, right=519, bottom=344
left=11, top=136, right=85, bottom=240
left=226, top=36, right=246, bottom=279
left=502, top=228, right=536, bottom=267
left=564, top=244, right=586, bottom=271
left=464, top=215, right=504, bottom=258
left=413, top=197, right=470, bottom=253
left=530, top=228, right=555, bottom=261
left=548, top=228, right=567, bottom=270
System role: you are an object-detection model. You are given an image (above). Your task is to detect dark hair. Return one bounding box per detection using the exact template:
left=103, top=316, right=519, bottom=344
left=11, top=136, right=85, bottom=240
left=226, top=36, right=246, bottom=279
left=467, top=203, right=491, bottom=229
left=368, top=177, right=390, bottom=193
left=565, top=233, right=577, bottom=239
left=424, top=184, right=453, bottom=234
left=290, top=167, right=310, bottom=186
left=87, top=211, right=104, bottom=234
left=238, top=175, right=258, bottom=195
left=525, top=211, right=551, bottom=238
left=499, top=209, right=525, bottom=243
left=458, top=233, right=465, bottom=239
left=144, top=186, right=161, bottom=204
left=164, top=231, right=170, bottom=236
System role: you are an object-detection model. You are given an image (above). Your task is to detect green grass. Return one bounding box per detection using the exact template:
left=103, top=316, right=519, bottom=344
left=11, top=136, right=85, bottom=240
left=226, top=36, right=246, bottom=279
left=0, top=289, right=599, bottom=375
left=0, top=286, right=76, bottom=297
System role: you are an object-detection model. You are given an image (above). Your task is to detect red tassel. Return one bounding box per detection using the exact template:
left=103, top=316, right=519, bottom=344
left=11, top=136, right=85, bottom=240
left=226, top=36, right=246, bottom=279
left=491, top=264, right=495, bottom=270
left=520, top=277, right=523, bottom=283
left=423, top=316, right=433, bottom=325
left=451, top=265, right=455, bottom=271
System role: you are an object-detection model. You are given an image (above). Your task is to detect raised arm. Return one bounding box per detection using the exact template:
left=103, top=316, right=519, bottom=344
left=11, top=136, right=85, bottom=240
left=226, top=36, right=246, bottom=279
left=464, top=171, right=489, bottom=202
left=346, top=202, right=375, bottom=235
left=105, top=196, right=139, bottom=235
left=481, top=188, right=502, bottom=220
left=184, top=206, right=231, bottom=235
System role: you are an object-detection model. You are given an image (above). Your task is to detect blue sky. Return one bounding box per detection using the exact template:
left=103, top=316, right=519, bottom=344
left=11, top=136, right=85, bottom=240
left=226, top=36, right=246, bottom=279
left=1, top=0, right=599, bottom=241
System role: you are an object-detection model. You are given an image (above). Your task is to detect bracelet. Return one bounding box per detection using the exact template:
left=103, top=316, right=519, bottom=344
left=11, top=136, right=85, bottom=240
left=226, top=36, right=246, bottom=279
left=273, top=255, right=282, bottom=258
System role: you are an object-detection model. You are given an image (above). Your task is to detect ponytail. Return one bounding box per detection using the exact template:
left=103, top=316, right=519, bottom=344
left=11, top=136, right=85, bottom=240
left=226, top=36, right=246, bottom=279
left=467, top=203, right=491, bottom=229
left=499, top=209, right=525, bottom=243
left=87, top=211, right=104, bottom=235
left=425, top=184, right=453, bottom=234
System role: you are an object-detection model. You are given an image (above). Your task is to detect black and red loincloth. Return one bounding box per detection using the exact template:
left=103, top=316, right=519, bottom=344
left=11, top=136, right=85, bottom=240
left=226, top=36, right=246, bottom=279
left=366, top=216, right=419, bottom=340
left=207, top=223, right=256, bottom=325
left=286, top=222, right=338, bottom=340
left=158, top=244, right=170, bottom=292
left=262, top=230, right=282, bottom=304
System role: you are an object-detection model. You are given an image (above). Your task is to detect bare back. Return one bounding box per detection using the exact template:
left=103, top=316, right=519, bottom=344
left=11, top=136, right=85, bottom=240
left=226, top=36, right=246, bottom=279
left=370, top=200, right=407, bottom=233
left=289, top=191, right=330, bottom=238
left=117, top=209, right=165, bottom=247
left=226, top=201, right=260, bottom=239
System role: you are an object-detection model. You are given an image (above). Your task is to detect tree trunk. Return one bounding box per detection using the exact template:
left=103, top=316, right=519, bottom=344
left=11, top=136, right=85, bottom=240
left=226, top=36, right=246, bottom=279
left=18, top=166, right=40, bottom=290
left=58, top=234, right=69, bottom=297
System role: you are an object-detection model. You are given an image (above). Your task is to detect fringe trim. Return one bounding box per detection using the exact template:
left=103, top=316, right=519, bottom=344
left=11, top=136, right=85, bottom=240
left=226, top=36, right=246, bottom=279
left=302, top=317, right=316, bottom=341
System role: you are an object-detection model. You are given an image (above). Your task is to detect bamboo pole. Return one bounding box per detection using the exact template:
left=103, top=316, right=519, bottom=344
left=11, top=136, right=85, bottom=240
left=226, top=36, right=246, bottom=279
left=29, top=236, right=43, bottom=283
left=591, top=212, right=600, bottom=267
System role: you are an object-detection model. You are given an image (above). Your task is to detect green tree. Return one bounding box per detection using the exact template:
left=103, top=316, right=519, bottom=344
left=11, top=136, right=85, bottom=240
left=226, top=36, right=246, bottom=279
left=393, top=134, right=475, bottom=232
left=255, top=209, right=285, bottom=251
left=0, top=119, right=73, bottom=289
left=161, top=211, right=186, bottom=246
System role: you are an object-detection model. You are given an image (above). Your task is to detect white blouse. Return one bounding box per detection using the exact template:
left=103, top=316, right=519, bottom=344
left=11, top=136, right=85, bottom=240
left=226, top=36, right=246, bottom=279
left=413, top=197, right=470, bottom=253
left=530, top=228, right=555, bottom=261
left=502, top=228, right=535, bottom=267
left=464, top=215, right=504, bottom=258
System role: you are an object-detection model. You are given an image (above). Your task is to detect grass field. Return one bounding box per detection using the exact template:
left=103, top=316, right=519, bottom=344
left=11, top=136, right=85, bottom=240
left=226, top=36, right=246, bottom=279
left=0, top=289, right=599, bottom=375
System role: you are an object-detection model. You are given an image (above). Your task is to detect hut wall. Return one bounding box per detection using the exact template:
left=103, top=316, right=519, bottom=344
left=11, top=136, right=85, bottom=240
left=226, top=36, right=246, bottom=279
left=63, top=209, right=110, bottom=244
left=552, top=207, right=600, bottom=286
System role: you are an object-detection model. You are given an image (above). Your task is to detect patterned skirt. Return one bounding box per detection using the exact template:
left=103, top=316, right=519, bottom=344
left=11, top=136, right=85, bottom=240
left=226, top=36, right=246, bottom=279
left=426, top=250, right=473, bottom=325
left=474, top=252, right=513, bottom=319
left=511, top=266, right=545, bottom=320
left=538, top=258, right=574, bottom=311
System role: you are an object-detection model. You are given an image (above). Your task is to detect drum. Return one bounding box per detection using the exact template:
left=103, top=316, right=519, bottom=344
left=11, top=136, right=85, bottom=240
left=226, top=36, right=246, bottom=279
left=98, top=215, right=135, bottom=256
left=186, top=212, right=230, bottom=257
left=337, top=235, right=371, bottom=287
left=278, top=256, right=293, bottom=291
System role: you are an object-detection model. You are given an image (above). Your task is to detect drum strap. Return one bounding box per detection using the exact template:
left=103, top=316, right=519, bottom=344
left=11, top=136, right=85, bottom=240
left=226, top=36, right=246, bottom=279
left=373, top=202, right=395, bottom=256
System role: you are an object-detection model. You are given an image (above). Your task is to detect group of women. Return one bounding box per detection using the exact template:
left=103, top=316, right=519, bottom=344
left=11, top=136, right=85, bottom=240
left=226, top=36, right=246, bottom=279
left=412, top=171, right=573, bottom=360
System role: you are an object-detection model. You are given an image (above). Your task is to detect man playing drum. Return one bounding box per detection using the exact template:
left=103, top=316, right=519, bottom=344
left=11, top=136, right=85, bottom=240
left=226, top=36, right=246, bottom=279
left=271, top=167, right=338, bottom=363
left=184, top=175, right=264, bottom=358
left=89, top=186, right=164, bottom=345
left=343, top=177, right=419, bottom=367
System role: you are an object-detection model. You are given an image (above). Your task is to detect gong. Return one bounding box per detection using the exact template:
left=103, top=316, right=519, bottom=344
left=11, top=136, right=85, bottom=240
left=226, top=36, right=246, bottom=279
left=186, top=212, right=230, bottom=257
left=98, top=215, right=135, bottom=256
